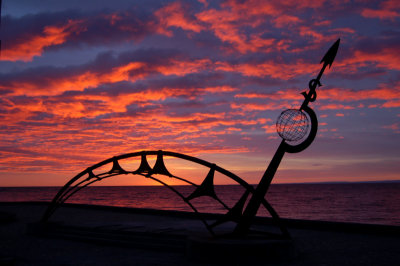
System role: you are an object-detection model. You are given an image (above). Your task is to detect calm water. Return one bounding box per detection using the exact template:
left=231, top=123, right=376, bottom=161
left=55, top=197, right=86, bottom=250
left=1, top=183, right=399, bottom=226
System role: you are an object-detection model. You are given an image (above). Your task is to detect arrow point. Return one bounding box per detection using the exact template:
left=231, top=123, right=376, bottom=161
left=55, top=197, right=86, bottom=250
left=321, top=38, right=340, bottom=68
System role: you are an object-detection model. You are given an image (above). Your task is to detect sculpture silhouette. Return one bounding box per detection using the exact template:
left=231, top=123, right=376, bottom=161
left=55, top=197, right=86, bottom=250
left=42, top=39, right=340, bottom=239
left=234, top=39, right=340, bottom=235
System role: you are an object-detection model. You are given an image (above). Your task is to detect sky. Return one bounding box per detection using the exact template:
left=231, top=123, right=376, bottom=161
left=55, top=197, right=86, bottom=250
left=0, top=0, right=399, bottom=187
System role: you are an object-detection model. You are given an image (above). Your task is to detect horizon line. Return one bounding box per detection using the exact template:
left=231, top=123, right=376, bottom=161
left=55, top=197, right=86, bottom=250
left=2, top=179, right=400, bottom=188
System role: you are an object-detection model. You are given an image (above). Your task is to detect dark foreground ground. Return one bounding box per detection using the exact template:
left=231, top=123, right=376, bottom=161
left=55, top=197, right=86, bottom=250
left=1, top=202, right=399, bottom=265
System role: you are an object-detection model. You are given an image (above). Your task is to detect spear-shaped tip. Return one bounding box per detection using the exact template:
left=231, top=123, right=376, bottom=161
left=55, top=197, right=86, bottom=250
left=320, top=38, right=340, bottom=69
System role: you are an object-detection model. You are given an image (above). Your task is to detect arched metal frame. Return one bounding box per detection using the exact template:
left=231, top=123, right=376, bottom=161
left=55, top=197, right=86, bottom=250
left=42, top=150, right=290, bottom=238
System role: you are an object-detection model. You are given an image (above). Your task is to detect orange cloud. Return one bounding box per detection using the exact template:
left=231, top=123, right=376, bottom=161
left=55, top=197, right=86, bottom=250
left=382, top=123, right=400, bottom=133
left=235, top=89, right=302, bottom=101
left=382, top=101, right=400, bottom=108
left=216, top=60, right=319, bottom=79
left=273, top=15, right=302, bottom=28
left=298, top=26, right=325, bottom=42
left=103, top=13, right=123, bottom=26
left=154, top=2, right=204, bottom=36
left=222, top=0, right=326, bottom=17
left=155, top=59, right=211, bottom=76
left=330, top=87, right=399, bottom=100
left=341, top=47, right=400, bottom=71
left=361, top=0, right=400, bottom=20
left=231, top=102, right=295, bottom=111
left=262, top=124, right=277, bottom=134
left=0, top=100, right=258, bottom=173
left=240, top=85, right=400, bottom=102
left=1, top=19, right=86, bottom=62
left=319, top=104, right=355, bottom=111
left=196, top=7, right=276, bottom=54
left=2, top=58, right=213, bottom=97
left=2, top=62, right=145, bottom=96
left=70, top=86, right=237, bottom=118
left=318, top=86, right=400, bottom=106
left=235, top=84, right=400, bottom=111
left=1, top=85, right=237, bottom=123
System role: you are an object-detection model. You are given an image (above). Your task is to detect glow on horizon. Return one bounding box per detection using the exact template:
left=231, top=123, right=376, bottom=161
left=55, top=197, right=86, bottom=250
left=0, top=0, right=399, bottom=187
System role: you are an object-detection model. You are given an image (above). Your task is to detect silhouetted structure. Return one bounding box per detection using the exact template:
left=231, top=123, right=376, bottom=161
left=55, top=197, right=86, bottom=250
left=42, top=39, right=340, bottom=240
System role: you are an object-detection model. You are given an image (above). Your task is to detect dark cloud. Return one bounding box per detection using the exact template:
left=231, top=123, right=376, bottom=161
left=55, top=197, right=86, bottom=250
left=1, top=8, right=157, bottom=55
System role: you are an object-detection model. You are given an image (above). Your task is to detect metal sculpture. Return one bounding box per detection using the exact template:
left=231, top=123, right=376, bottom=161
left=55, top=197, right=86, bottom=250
left=42, top=39, right=340, bottom=239
left=234, top=39, right=340, bottom=235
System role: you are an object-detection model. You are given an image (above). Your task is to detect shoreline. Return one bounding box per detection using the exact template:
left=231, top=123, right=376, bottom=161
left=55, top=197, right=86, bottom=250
left=2, top=201, right=399, bottom=235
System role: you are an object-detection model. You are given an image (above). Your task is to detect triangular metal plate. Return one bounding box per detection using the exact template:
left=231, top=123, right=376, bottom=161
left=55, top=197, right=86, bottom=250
left=210, top=189, right=250, bottom=228
left=108, top=158, right=127, bottom=174
left=133, top=153, right=153, bottom=175
left=186, top=165, right=217, bottom=201
left=152, top=150, right=173, bottom=176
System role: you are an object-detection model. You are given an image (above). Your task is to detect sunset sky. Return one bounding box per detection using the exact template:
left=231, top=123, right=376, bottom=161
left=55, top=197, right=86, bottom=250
left=0, top=0, right=399, bottom=186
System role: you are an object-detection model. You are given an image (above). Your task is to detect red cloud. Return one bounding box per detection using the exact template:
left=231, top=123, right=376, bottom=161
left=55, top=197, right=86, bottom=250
left=274, top=15, right=302, bottom=28
left=339, top=47, right=400, bottom=72
left=361, top=0, right=400, bottom=21
left=195, top=1, right=305, bottom=54
left=1, top=86, right=236, bottom=121
left=155, top=59, right=212, bottom=76
left=230, top=102, right=296, bottom=111
left=382, top=123, right=400, bottom=133
left=222, top=0, right=326, bottom=16
left=196, top=8, right=276, bottom=54
left=216, top=60, right=319, bottom=79
left=235, top=90, right=302, bottom=101
left=154, top=2, right=204, bottom=36
left=361, top=9, right=399, bottom=20
left=0, top=97, right=259, bottom=173
left=1, top=19, right=86, bottom=62
left=320, top=87, right=400, bottom=102
left=1, top=62, right=145, bottom=96
left=1, top=59, right=212, bottom=97
left=235, top=84, right=400, bottom=110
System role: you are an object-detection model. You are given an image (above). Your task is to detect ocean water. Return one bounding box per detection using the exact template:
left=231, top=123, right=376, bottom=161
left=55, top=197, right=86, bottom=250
left=1, top=183, right=399, bottom=226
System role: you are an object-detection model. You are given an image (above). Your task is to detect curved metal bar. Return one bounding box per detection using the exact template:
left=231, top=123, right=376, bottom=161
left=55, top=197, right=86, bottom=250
left=42, top=168, right=92, bottom=222
left=146, top=175, right=215, bottom=236
left=42, top=150, right=255, bottom=223
left=56, top=172, right=121, bottom=204
left=260, top=198, right=290, bottom=238
left=213, top=195, right=230, bottom=211
left=45, top=174, right=120, bottom=221
left=170, top=174, right=199, bottom=187
left=133, top=172, right=212, bottom=209
left=42, top=153, right=147, bottom=221
left=56, top=173, right=98, bottom=203
left=57, top=173, right=120, bottom=205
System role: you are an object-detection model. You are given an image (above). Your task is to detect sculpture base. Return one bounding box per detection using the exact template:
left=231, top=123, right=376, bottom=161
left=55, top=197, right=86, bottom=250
left=186, top=235, right=295, bottom=263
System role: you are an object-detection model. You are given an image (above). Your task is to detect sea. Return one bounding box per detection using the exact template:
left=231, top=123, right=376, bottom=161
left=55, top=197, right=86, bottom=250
left=1, top=183, right=399, bottom=226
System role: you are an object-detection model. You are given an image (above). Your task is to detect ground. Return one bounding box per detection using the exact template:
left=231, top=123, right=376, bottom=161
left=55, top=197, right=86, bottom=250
left=1, top=202, right=399, bottom=265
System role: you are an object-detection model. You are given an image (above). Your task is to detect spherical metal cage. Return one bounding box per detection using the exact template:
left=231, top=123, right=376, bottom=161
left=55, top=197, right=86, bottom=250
left=276, top=109, right=310, bottom=142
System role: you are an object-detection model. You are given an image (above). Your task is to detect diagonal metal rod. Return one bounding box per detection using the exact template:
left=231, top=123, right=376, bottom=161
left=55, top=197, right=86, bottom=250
left=233, top=140, right=286, bottom=235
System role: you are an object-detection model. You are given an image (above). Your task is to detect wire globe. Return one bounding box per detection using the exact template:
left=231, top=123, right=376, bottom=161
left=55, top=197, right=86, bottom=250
left=276, top=109, right=309, bottom=142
